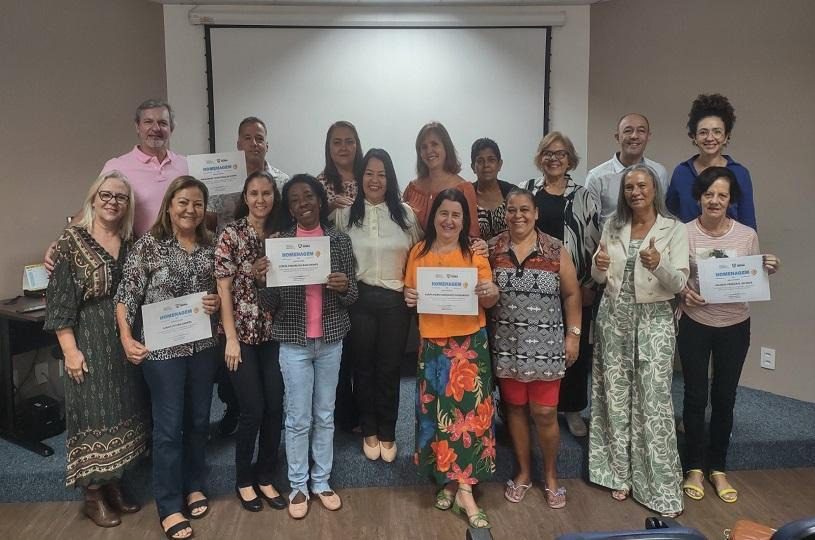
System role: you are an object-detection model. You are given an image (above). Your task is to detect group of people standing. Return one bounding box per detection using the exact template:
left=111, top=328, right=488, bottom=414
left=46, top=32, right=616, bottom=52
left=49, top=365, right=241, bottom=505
left=43, top=93, right=778, bottom=538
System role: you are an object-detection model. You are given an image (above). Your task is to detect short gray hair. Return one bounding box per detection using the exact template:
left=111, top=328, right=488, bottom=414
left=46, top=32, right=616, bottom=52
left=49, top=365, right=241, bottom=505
left=609, top=163, right=673, bottom=230
left=134, top=99, right=175, bottom=131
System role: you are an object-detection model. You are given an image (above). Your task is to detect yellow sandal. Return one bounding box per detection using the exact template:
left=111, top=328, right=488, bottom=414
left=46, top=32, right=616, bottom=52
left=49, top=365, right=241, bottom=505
left=709, top=471, right=738, bottom=503
left=682, top=469, right=705, bottom=501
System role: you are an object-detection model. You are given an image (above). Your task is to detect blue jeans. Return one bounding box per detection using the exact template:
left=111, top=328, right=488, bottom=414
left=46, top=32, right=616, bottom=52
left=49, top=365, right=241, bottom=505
left=278, top=338, right=342, bottom=499
left=141, top=347, right=218, bottom=519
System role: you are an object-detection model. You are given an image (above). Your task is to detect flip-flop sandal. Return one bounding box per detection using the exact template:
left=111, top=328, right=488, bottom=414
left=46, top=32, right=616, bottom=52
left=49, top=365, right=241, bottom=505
left=709, top=472, right=738, bottom=503
left=545, top=486, right=567, bottom=509
left=611, top=488, right=629, bottom=501
left=434, top=488, right=454, bottom=510
left=682, top=469, right=705, bottom=501
left=504, top=479, right=532, bottom=503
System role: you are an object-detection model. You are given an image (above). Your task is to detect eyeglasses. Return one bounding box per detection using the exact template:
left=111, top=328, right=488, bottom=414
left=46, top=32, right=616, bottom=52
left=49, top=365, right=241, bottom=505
left=542, top=150, right=569, bottom=161
left=98, top=191, right=130, bottom=205
left=695, top=128, right=726, bottom=140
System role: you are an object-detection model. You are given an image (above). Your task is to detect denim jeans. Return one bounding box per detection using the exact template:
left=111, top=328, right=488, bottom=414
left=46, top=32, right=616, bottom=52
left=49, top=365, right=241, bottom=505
left=278, top=338, right=343, bottom=499
left=141, top=347, right=218, bottom=519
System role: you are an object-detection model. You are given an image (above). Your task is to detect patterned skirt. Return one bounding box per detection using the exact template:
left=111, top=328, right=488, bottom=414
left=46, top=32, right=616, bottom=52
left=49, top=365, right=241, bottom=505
left=415, top=328, right=496, bottom=485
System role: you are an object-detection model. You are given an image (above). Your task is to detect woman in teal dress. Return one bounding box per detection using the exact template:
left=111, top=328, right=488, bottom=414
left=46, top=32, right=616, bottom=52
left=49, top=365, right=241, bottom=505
left=588, top=164, right=689, bottom=517
left=45, top=171, right=149, bottom=528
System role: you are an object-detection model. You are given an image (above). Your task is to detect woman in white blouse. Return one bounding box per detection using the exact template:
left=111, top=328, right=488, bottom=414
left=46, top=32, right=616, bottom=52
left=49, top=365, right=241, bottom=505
left=334, top=148, right=422, bottom=462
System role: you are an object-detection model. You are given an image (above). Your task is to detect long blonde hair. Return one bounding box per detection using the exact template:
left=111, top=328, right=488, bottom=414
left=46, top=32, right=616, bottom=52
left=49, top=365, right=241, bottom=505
left=73, top=170, right=135, bottom=241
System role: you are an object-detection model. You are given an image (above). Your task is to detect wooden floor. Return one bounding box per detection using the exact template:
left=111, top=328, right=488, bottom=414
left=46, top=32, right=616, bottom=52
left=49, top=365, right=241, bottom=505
left=1, top=468, right=813, bottom=539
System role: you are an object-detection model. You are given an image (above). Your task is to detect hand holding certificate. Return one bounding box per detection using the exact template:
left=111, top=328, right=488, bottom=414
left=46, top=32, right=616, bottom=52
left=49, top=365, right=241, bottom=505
left=142, top=292, right=213, bottom=351
left=417, top=267, right=478, bottom=315
left=265, top=236, right=331, bottom=287
left=697, top=254, right=771, bottom=304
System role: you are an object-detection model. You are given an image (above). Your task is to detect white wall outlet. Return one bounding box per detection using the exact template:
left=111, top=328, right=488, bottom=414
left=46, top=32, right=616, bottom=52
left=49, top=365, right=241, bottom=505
left=760, top=347, right=776, bottom=370
left=34, top=361, right=49, bottom=385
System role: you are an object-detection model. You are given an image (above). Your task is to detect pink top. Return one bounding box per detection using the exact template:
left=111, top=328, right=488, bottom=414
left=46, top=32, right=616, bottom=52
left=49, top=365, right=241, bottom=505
left=682, top=218, right=760, bottom=327
left=101, top=146, right=189, bottom=236
left=297, top=224, right=324, bottom=338
left=403, top=179, right=481, bottom=238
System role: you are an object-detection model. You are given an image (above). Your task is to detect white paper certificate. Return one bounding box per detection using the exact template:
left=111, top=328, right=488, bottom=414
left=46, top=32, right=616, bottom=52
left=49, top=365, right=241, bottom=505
left=697, top=255, right=771, bottom=304
left=187, top=151, right=247, bottom=197
left=265, top=236, right=331, bottom=287
left=141, top=292, right=212, bottom=351
left=416, top=267, right=478, bottom=315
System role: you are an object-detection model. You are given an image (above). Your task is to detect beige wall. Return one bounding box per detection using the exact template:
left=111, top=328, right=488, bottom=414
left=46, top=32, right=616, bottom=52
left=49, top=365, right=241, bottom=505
left=0, top=0, right=166, bottom=297
left=588, top=0, right=815, bottom=402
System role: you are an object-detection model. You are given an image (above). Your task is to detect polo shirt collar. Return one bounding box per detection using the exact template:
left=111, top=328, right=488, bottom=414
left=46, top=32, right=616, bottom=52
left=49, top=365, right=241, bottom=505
left=134, top=145, right=175, bottom=165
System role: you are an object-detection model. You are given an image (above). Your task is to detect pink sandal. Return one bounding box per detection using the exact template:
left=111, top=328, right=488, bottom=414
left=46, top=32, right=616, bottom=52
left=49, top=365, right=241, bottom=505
left=504, top=479, right=532, bottom=503
left=545, top=486, right=567, bottom=509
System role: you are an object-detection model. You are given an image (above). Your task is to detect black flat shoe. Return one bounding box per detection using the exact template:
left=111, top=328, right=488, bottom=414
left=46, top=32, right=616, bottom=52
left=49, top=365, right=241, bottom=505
left=236, top=487, right=263, bottom=512
left=257, top=484, right=287, bottom=510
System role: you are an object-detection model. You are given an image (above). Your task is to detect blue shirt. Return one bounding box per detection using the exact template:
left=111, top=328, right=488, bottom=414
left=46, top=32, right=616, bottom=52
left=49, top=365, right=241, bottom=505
left=666, top=155, right=756, bottom=230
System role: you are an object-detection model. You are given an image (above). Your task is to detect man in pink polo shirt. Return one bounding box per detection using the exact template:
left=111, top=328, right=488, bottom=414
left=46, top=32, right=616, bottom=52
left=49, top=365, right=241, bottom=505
left=44, top=99, right=188, bottom=270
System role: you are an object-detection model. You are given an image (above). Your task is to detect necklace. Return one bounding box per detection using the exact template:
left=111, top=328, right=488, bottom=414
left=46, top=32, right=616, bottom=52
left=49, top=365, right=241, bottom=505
left=697, top=217, right=731, bottom=237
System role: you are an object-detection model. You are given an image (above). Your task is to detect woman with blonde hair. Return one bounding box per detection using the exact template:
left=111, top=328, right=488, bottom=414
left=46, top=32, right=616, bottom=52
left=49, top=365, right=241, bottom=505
left=45, top=170, right=148, bottom=528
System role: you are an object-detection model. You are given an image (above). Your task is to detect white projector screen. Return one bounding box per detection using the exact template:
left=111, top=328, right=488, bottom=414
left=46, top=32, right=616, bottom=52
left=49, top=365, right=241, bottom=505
left=208, top=26, right=549, bottom=188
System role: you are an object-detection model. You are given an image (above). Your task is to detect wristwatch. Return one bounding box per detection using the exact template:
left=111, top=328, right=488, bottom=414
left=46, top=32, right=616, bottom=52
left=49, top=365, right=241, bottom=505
left=567, top=326, right=581, bottom=337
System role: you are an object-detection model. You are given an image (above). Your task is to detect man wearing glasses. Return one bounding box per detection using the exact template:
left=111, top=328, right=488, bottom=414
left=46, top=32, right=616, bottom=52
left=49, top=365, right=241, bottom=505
left=585, top=113, right=668, bottom=229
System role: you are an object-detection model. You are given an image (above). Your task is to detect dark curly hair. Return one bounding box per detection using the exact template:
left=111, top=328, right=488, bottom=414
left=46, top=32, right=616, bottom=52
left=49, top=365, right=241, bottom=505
left=687, top=93, right=736, bottom=138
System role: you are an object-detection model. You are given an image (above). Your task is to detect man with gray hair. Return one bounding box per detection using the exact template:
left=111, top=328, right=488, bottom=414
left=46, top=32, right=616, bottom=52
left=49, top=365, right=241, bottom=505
left=585, top=113, right=668, bottom=229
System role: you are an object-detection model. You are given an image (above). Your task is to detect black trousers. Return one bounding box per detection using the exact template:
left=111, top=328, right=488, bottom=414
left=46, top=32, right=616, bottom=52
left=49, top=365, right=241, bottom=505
left=228, top=340, right=284, bottom=487
left=334, top=333, right=359, bottom=432
left=678, top=316, right=751, bottom=472
left=216, top=338, right=239, bottom=412
left=558, top=305, right=593, bottom=413
left=349, top=283, right=411, bottom=441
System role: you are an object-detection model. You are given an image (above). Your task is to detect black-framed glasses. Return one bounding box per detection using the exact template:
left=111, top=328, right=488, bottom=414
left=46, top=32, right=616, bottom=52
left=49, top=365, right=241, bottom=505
left=98, top=191, right=130, bottom=205
left=542, top=150, right=568, bottom=161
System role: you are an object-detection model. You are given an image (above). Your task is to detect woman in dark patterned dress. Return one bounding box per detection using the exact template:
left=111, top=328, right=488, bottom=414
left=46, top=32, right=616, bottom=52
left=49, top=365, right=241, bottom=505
left=403, top=189, right=499, bottom=530
left=489, top=188, right=582, bottom=509
left=45, top=170, right=149, bottom=528
left=470, top=138, right=515, bottom=241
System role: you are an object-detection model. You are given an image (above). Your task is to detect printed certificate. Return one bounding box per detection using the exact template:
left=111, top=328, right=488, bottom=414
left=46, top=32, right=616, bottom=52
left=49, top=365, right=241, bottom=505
left=416, top=267, right=478, bottom=315
left=697, top=255, right=771, bottom=304
left=187, top=151, right=247, bottom=196
left=142, top=292, right=212, bottom=351
left=265, top=236, right=331, bottom=287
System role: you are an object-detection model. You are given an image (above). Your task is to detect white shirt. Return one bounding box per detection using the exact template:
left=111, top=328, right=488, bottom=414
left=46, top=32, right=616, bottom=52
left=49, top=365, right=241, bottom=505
left=333, top=201, right=423, bottom=291
left=585, top=153, right=668, bottom=228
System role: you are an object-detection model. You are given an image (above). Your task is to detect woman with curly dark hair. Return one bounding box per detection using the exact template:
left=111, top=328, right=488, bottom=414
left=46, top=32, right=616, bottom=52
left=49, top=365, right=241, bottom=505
left=666, top=94, right=756, bottom=229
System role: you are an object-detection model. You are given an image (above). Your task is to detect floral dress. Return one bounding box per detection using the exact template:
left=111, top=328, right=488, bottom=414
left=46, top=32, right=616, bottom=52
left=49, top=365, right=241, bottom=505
left=44, top=226, right=149, bottom=487
left=588, top=239, right=683, bottom=514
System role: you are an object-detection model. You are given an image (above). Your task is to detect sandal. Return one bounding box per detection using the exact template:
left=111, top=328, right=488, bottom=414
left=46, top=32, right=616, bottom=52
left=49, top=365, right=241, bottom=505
left=709, top=471, right=738, bottom=503
left=185, top=493, right=209, bottom=519
left=611, top=488, right=629, bottom=501
left=452, top=487, right=490, bottom=529
left=504, top=479, right=532, bottom=503
left=661, top=510, right=683, bottom=518
left=682, top=469, right=705, bottom=501
left=545, top=486, right=567, bottom=509
left=434, top=487, right=455, bottom=510
left=162, top=516, right=193, bottom=540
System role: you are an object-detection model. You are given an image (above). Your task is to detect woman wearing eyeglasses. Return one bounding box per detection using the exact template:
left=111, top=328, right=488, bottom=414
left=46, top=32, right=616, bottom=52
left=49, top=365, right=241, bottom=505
left=524, top=132, right=600, bottom=439
left=666, top=94, right=756, bottom=230
left=45, top=171, right=149, bottom=528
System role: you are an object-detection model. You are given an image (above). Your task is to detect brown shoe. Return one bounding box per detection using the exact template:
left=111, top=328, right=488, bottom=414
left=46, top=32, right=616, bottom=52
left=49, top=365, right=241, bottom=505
left=104, top=482, right=141, bottom=514
left=84, top=487, right=121, bottom=527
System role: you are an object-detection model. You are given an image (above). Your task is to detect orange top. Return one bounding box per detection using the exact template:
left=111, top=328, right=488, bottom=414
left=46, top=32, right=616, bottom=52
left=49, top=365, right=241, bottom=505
left=403, top=179, right=481, bottom=238
left=404, top=242, right=491, bottom=339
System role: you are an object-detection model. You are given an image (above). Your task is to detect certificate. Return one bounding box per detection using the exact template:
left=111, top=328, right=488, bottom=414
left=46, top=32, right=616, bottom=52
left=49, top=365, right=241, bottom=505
left=416, top=267, right=478, bottom=315
left=141, top=292, right=212, bottom=351
left=697, top=254, right=771, bottom=304
left=187, top=151, right=247, bottom=197
left=265, top=236, right=331, bottom=286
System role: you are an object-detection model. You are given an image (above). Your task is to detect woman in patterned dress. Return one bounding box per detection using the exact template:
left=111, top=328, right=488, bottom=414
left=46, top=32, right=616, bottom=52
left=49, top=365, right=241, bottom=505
left=115, top=176, right=222, bottom=540
left=489, top=188, right=582, bottom=509
left=45, top=171, right=149, bottom=528
left=470, top=138, right=515, bottom=241
left=589, top=164, right=688, bottom=517
left=403, top=189, right=498, bottom=530
left=525, top=131, right=600, bottom=438
left=215, top=171, right=287, bottom=512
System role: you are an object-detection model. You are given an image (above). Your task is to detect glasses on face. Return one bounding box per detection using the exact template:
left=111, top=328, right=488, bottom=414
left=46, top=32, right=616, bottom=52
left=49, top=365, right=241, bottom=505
left=542, top=150, right=568, bottom=161
left=98, top=191, right=130, bottom=205
left=695, top=128, right=726, bottom=140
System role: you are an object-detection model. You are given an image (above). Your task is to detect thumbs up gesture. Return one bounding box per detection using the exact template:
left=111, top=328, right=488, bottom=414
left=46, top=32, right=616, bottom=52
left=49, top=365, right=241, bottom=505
left=595, top=241, right=611, bottom=272
left=639, top=237, right=661, bottom=271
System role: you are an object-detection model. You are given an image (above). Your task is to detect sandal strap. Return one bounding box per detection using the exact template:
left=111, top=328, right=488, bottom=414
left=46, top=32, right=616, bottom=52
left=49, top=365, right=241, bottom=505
left=165, top=520, right=191, bottom=539
left=187, top=498, right=208, bottom=510
left=469, top=509, right=490, bottom=528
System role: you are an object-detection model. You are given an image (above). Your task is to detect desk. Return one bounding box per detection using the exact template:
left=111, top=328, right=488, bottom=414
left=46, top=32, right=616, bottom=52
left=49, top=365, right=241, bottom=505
left=0, top=296, right=54, bottom=456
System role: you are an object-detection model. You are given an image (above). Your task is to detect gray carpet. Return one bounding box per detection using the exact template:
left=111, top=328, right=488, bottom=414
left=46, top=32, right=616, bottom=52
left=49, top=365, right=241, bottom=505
left=1, top=375, right=814, bottom=503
